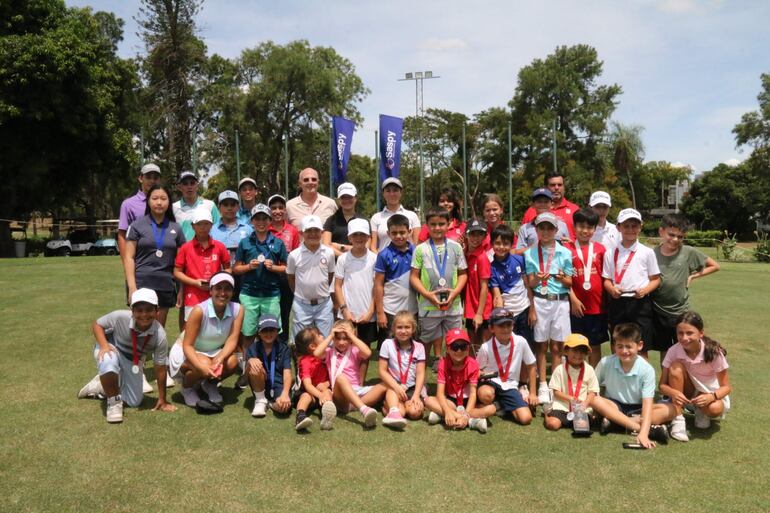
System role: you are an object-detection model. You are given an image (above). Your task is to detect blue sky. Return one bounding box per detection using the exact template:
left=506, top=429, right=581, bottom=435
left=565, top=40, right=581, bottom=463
left=68, top=0, right=770, bottom=173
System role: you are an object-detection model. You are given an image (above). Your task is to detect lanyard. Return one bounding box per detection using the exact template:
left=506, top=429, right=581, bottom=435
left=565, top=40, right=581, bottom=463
left=131, top=329, right=151, bottom=366
left=429, top=238, right=449, bottom=282
left=574, top=241, right=594, bottom=288
left=537, top=243, right=556, bottom=289
left=151, top=218, right=168, bottom=251
left=492, top=336, right=515, bottom=382
left=329, top=348, right=351, bottom=388
left=613, top=248, right=637, bottom=285
left=565, top=362, right=586, bottom=411
left=395, top=342, right=415, bottom=385
left=260, top=345, right=277, bottom=389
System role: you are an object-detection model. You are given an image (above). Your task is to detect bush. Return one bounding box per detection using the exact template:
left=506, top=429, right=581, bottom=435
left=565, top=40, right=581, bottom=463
left=26, top=236, right=51, bottom=256
left=719, top=232, right=737, bottom=261
left=755, top=232, right=770, bottom=263
left=685, top=230, right=722, bottom=247
left=642, top=219, right=661, bottom=237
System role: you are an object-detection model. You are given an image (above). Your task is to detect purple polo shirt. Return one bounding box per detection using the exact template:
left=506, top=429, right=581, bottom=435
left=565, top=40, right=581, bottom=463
left=119, top=190, right=147, bottom=232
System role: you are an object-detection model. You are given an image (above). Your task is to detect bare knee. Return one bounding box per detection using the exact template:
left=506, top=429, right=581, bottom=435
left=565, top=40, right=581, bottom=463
left=544, top=415, right=561, bottom=431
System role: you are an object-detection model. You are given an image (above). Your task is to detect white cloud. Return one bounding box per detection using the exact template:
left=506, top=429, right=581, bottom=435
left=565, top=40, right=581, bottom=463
left=657, top=0, right=699, bottom=13
left=418, top=38, right=468, bottom=52
left=723, top=157, right=743, bottom=166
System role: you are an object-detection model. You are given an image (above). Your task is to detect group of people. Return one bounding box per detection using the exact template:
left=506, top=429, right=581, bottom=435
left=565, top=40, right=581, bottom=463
left=77, top=164, right=732, bottom=448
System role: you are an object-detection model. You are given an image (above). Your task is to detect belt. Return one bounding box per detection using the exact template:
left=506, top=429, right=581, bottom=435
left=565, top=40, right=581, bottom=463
left=534, top=291, right=569, bottom=301
left=295, top=296, right=330, bottom=306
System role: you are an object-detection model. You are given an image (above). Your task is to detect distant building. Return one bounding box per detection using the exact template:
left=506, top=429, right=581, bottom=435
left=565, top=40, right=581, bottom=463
left=649, top=179, right=690, bottom=216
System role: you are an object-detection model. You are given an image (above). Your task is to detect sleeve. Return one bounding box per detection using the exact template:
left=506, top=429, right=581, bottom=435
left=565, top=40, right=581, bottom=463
left=711, top=352, right=729, bottom=373
left=478, top=255, right=491, bottom=280
left=641, top=365, right=656, bottom=399
left=475, top=344, right=489, bottom=372
left=235, top=239, right=247, bottom=264
left=245, top=343, right=257, bottom=360
left=411, top=245, right=422, bottom=270
left=549, top=365, right=565, bottom=392
left=468, top=359, right=479, bottom=385
left=595, top=357, right=606, bottom=385
left=298, top=357, right=310, bottom=379
left=689, top=248, right=707, bottom=273
left=586, top=366, right=600, bottom=394
left=334, top=253, right=346, bottom=280
left=414, top=342, right=426, bottom=362
left=488, top=265, right=500, bottom=289
left=152, top=327, right=169, bottom=366
left=289, top=226, right=301, bottom=251
left=280, top=344, right=291, bottom=369
left=561, top=249, right=574, bottom=276
left=277, top=239, right=288, bottom=264
left=174, top=243, right=187, bottom=268
left=455, top=243, right=468, bottom=270
left=661, top=347, right=676, bottom=369
left=127, top=221, right=141, bottom=242
left=418, top=224, right=430, bottom=242
left=436, top=358, right=446, bottom=384
left=118, top=200, right=131, bottom=231
left=524, top=249, right=538, bottom=275
left=96, top=310, right=119, bottom=333
left=286, top=251, right=296, bottom=275
left=378, top=339, right=392, bottom=360
left=374, top=251, right=387, bottom=274
left=410, top=211, right=421, bottom=229
left=369, top=214, right=379, bottom=235
left=646, top=248, right=661, bottom=276
left=521, top=341, right=536, bottom=365
left=515, top=226, right=527, bottom=249
left=602, top=250, right=614, bottom=280
left=210, top=202, right=221, bottom=225
left=323, top=215, right=335, bottom=232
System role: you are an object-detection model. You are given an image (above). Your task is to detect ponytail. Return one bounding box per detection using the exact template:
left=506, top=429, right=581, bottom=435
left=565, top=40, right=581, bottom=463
left=676, top=310, right=727, bottom=363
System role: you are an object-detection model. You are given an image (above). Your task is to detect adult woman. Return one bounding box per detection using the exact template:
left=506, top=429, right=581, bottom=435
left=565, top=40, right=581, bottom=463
left=369, top=177, right=421, bottom=252
left=323, top=182, right=364, bottom=257
left=418, top=187, right=467, bottom=243
left=169, top=272, right=244, bottom=408
left=124, top=185, right=186, bottom=327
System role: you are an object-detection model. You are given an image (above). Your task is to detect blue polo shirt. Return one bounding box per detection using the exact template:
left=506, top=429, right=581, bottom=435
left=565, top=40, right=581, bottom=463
left=235, top=232, right=287, bottom=297
left=596, top=354, right=656, bottom=404
left=211, top=220, right=252, bottom=251
left=489, top=253, right=526, bottom=293
left=374, top=241, right=416, bottom=315
left=236, top=206, right=253, bottom=226
left=524, top=243, right=573, bottom=294
left=245, top=340, right=292, bottom=400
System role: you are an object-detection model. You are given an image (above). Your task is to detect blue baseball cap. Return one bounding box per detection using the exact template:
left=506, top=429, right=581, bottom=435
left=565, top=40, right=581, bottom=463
left=258, top=314, right=280, bottom=332
left=531, top=187, right=553, bottom=200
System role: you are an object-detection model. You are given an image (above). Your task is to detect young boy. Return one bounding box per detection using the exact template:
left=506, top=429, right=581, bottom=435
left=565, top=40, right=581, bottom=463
left=489, top=225, right=533, bottom=347
left=651, top=214, right=720, bottom=355
left=173, top=171, right=220, bottom=241
left=173, top=208, right=231, bottom=323
left=568, top=208, right=608, bottom=367
left=464, top=219, right=493, bottom=349
left=424, top=328, right=493, bottom=433
left=286, top=215, right=336, bottom=340
left=211, top=190, right=252, bottom=266
left=524, top=212, right=574, bottom=405
left=516, top=188, right=570, bottom=252
left=602, top=208, right=661, bottom=355
left=589, top=191, right=619, bottom=249
left=591, top=323, right=677, bottom=448
left=545, top=333, right=599, bottom=431
left=236, top=177, right=259, bottom=225
left=476, top=308, right=538, bottom=425
left=294, top=327, right=337, bottom=431
left=245, top=314, right=293, bottom=417
left=267, top=193, right=301, bottom=344
left=410, top=209, right=468, bottom=370
left=77, top=289, right=176, bottom=423
left=374, top=214, right=417, bottom=345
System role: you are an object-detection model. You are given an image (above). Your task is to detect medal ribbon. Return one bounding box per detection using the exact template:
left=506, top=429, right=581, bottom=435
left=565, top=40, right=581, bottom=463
left=395, top=342, right=415, bottom=385
left=565, top=362, right=585, bottom=411
left=260, top=345, right=277, bottom=389
left=151, top=218, right=168, bottom=253
left=329, top=347, right=351, bottom=388
left=492, top=336, right=515, bottom=382
left=537, top=243, right=556, bottom=290
left=574, top=241, right=594, bottom=288
left=131, top=329, right=151, bottom=367
left=613, top=248, right=637, bottom=285
left=429, top=238, right=449, bottom=286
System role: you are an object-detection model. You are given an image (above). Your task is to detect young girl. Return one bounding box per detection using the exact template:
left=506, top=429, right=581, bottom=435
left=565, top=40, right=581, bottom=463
left=659, top=311, right=731, bottom=442
left=481, top=193, right=506, bottom=260
left=418, top=187, right=466, bottom=243
left=294, top=327, right=337, bottom=432
left=377, top=312, right=427, bottom=429
left=312, top=320, right=387, bottom=429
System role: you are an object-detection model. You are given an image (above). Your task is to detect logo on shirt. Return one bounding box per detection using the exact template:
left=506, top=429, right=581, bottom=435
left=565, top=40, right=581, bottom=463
left=170, top=229, right=177, bottom=234
left=516, top=266, right=521, bottom=273
left=212, top=254, right=218, bottom=261
left=320, top=257, right=328, bottom=266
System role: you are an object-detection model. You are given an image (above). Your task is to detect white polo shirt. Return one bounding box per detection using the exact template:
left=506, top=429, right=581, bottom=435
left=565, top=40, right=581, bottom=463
left=370, top=205, right=421, bottom=250
left=286, top=243, right=336, bottom=302
left=334, top=249, right=377, bottom=321
left=592, top=221, right=620, bottom=250
left=602, top=241, right=660, bottom=296
left=476, top=335, right=535, bottom=390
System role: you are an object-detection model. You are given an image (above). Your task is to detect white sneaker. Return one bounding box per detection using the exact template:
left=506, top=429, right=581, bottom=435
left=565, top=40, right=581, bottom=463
left=106, top=396, right=124, bottom=423
left=362, top=407, right=378, bottom=428
left=669, top=415, right=689, bottom=442
left=77, top=374, right=104, bottom=399
left=427, top=411, right=442, bottom=425
left=142, top=374, right=153, bottom=394
left=181, top=386, right=201, bottom=407
left=382, top=409, right=407, bottom=429
left=537, top=383, right=551, bottom=405
left=165, top=374, right=175, bottom=388
left=469, top=417, right=488, bottom=433
left=694, top=408, right=712, bottom=429
left=201, top=380, right=223, bottom=403
left=320, top=401, right=337, bottom=430
left=251, top=400, right=268, bottom=418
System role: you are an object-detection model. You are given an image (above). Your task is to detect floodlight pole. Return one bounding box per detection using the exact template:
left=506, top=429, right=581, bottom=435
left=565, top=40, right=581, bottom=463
left=508, top=122, right=513, bottom=224
left=462, top=121, right=468, bottom=220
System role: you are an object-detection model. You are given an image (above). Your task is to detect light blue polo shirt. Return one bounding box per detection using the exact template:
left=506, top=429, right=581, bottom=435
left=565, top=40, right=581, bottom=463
left=524, top=243, right=573, bottom=294
left=211, top=220, right=252, bottom=251
left=596, top=354, right=656, bottom=405
left=194, top=299, right=241, bottom=353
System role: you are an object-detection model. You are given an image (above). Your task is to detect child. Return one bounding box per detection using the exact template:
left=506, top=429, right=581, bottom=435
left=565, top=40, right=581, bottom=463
left=489, top=225, right=533, bottom=348
left=211, top=190, right=252, bottom=301
left=568, top=208, right=608, bottom=368
left=524, top=212, right=574, bottom=405
left=464, top=219, right=493, bottom=349
left=591, top=323, right=677, bottom=448
left=417, top=187, right=467, bottom=242
left=173, top=208, right=231, bottom=324
left=476, top=307, right=538, bottom=425
left=589, top=191, right=619, bottom=249
left=516, top=188, right=570, bottom=252
left=374, top=214, right=417, bottom=345
left=294, top=327, right=337, bottom=431
left=601, top=208, right=661, bottom=354
left=545, top=333, right=599, bottom=431
left=410, top=209, right=468, bottom=370
left=335, top=218, right=378, bottom=352
left=659, top=311, right=731, bottom=442
left=651, top=214, right=720, bottom=355
left=313, top=320, right=387, bottom=429
left=173, top=171, right=220, bottom=241
left=245, top=314, right=293, bottom=418
left=424, top=328, right=493, bottom=433
left=267, top=193, right=301, bottom=344
left=378, top=311, right=427, bottom=429
left=287, top=215, right=336, bottom=340
left=77, top=289, right=175, bottom=423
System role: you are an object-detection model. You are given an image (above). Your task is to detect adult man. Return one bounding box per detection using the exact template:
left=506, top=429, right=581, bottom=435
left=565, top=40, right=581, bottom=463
left=117, top=163, right=161, bottom=261
left=236, top=177, right=258, bottom=225
left=172, top=170, right=220, bottom=241
left=285, top=167, right=337, bottom=231
left=521, top=172, right=579, bottom=239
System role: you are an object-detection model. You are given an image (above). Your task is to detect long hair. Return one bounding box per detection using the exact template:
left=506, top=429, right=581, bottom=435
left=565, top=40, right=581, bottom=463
left=144, top=185, right=177, bottom=223
left=676, top=311, right=727, bottom=363
left=439, top=187, right=462, bottom=222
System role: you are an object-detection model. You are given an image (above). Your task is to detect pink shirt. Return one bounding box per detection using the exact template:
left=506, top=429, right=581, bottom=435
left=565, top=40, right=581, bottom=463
left=662, top=341, right=729, bottom=391
left=325, top=345, right=362, bottom=387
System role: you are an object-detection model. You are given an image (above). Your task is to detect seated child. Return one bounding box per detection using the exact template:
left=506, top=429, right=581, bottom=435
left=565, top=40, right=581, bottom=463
left=659, top=311, right=731, bottom=442
left=476, top=307, right=538, bottom=425
left=313, top=320, right=387, bottom=429
left=245, top=314, right=293, bottom=418
left=378, top=311, right=427, bottom=429
left=294, top=327, right=337, bottom=432
left=591, top=323, right=678, bottom=448
left=545, top=333, right=599, bottom=431
left=424, top=328, right=495, bottom=433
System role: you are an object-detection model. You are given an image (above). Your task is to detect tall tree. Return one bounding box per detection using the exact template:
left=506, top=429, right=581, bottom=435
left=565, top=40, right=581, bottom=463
left=733, top=73, right=770, bottom=149
left=607, top=122, right=644, bottom=209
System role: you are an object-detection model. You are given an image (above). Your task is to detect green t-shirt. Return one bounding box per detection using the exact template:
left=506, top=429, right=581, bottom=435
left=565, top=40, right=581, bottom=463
left=411, top=238, right=467, bottom=317
left=652, top=245, right=707, bottom=316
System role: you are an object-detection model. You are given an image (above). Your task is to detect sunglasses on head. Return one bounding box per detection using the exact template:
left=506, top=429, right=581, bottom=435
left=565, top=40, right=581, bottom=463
left=449, top=342, right=469, bottom=351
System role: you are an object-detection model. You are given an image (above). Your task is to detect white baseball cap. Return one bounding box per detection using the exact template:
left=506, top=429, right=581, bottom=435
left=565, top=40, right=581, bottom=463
left=250, top=203, right=272, bottom=218
left=218, top=190, right=239, bottom=204
left=617, top=208, right=642, bottom=224
left=238, top=177, right=257, bottom=190
left=192, top=208, right=213, bottom=224
left=337, top=182, right=357, bottom=198
left=140, top=163, right=160, bottom=175
left=589, top=191, right=612, bottom=207
left=301, top=215, right=323, bottom=232
left=177, top=171, right=198, bottom=183
left=209, top=272, right=235, bottom=288
left=347, top=218, right=370, bottom=236
left=535, top=212, right=559, bottom=227
left=131, top=288, right=158, bottom=307
left=382, top=177, right=403, bottom=190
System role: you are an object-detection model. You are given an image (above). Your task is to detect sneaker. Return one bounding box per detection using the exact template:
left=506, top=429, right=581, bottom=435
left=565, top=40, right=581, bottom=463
left=235, top=374, right=249, bottom=390
left=320, top=401, right=337, bottom=430
left=469, top=417, right=488, bottom=433
left=694, top=408, right=712, bottom=429
left=181, top=386, right=201, bottom=407
left=295, top=411, right=313, bottom=431
left=106, top=396, right=124, bottom=423
left=142, top=374, right=153, bottom=394
left=649, top=424, right=670, bottom=445
left=427, top=411, right=442, bottom=425
left=201, top=380, right=223, bottom=403
left=382, top=409, right=407, bottom=429
left=669, top=415, right=689, bottom=442
left=362, top=407, right=378, bottom=428
left=165, top=374, right=175, bottom=388
left=537, top=383, right=551, bottom=405
left=600, top=417, right=612, bottom=435
left=251, top=400, right=268, bottom=418
left=77, top=374, right=104, bottom=399
left=518, top=385, right=530, bottom=402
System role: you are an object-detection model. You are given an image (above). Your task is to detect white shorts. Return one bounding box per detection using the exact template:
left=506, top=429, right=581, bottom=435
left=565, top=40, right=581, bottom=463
left=168, top=335, right=222, bottom=379
left=533, top=296, right=570, bottom=343
left=352, top=385, right=373, bottom=397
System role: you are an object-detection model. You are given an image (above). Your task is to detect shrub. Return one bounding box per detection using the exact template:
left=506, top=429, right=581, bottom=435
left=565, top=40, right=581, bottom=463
left=754, top=231, right=770, bottom=263
left=685, top=230, right=722, bottom=247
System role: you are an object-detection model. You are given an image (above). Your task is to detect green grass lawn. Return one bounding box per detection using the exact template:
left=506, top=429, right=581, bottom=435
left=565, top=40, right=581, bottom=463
left=1, top=255, right=768, bottom=512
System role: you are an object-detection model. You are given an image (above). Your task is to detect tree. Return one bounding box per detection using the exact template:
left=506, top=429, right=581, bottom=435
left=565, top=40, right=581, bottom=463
left=733, top=73, right=770, bottom=149
left=607, top=122, right=644, bottom=209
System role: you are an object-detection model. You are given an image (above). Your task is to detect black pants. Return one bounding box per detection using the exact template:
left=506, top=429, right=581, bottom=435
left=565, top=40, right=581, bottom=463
left=607, top=296, right=653, bottom=350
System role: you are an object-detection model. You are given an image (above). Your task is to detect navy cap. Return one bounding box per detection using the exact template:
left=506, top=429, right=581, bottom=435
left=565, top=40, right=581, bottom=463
left=466, top=219, right=487, bottom=234
left=258, top=314, right=280, bottom=331
left=490, top=307, right=514, bottom=325
left=531, top=187, right=553, bottom=200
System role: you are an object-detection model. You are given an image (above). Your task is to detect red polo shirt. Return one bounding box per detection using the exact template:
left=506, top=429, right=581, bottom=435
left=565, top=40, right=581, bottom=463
left=174, top=237, right=231, bottom=306
left=269, top=222, right=301, bottom=252
left=521, top=197, right=580, bottom=238
left=565, top=240, right=606, bottom=314
left=464, top=244, right=492, bottom=320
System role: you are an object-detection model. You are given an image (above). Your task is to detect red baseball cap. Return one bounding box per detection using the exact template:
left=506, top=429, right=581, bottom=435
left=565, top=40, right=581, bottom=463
left=445, top=328, right=471, bottom=345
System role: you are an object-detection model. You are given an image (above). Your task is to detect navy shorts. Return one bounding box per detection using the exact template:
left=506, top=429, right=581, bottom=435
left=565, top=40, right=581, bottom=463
left=513, top=307, right=534, bottom=345
left=546, top=409, right=572, bottom=427
left=608, top=397, right=642, bottom=416
left=570, top=313, right=609, bottom=346
left=487, top=382, right=528, bottom=412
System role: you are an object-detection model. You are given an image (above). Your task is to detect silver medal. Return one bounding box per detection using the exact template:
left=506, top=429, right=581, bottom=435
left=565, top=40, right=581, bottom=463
left=540, top=286, right=548, bottom=295
left=257, top=254, right=265, bottom=263
left=438, top=277, right=447, bottom=287
left=155, top=249, right=163, bottom=258
left=582, top=282, right=591, bottom=291
left=131, top=364, right=140, bottom=375
left=566, top=411, right=575, bottom=421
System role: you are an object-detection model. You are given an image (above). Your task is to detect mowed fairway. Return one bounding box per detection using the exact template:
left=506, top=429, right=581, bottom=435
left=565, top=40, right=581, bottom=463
left=0, top=256, right=768, bottom=513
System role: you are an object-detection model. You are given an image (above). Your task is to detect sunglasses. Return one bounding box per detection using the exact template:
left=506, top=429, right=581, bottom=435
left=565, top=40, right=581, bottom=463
left=448, top=342, right=469, bottom=352
left=302, top=178, right=318, bottom=183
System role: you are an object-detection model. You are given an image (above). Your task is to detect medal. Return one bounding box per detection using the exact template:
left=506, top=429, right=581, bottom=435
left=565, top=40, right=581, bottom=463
left=429, top=238, right=449, bottom=291
left=131, top=364, right=140, bottom=375
left=565, top=362, right=585, bottom=416
left=438, top=277, right=447, bottom=287
left=540, top=286, right=548, bottom=295
left=151, top=218, right=168, bottom=259
left=574, top=241, right=594, bottom=292
left=583, top=282, right=591, bottom=290
left=566, top=411, right=575, bottom=421
left=155, top=249, right=163, bottom=258
left=395, top=343, right=415, bottom=385
left=257, top=254, right=265, bottom=263
left=131, top=329, right=151, bottom=378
